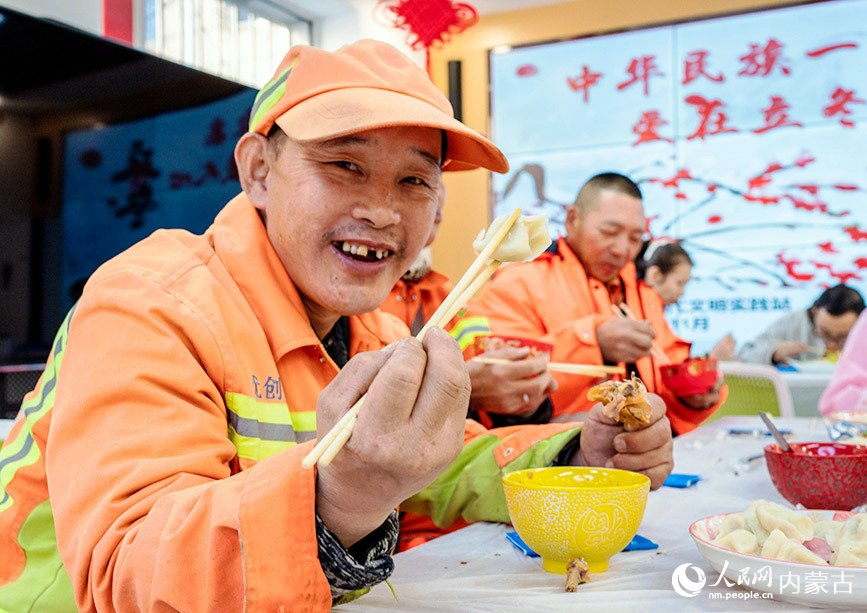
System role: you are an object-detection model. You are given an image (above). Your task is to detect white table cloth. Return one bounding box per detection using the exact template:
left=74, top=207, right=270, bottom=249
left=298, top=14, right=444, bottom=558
left=337, top=416, right=846, bottom=612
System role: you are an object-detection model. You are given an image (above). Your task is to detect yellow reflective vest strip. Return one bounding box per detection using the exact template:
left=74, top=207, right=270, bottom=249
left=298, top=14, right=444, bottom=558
left=225, top=392, right=316, bottom=460
left=0, top=309, right=71, bottom=513
left=449, top=316, right=490, bottom=351
left=248, top=62, right=296, bottom=132
left=0, top=309, right=76, bottom=611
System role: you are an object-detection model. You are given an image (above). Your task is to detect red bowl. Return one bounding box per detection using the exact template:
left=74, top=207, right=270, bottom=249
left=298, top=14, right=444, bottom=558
left=764, top=442, right=867, bottom=510
left=661, top=357, right=718, bottom=396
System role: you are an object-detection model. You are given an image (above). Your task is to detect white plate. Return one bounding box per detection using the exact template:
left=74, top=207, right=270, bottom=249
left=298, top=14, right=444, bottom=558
left=689, top=511, right=867, bottom=609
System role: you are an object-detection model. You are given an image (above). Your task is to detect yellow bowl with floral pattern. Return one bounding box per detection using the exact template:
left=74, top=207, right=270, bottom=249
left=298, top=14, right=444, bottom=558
left=502, top=466, right=650, bottom=574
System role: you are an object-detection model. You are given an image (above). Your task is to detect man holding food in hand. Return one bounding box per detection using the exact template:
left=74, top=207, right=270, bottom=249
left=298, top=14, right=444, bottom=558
left=470, top=172, right=727, bottom=435
left=0, top=42, right=673, bottom=611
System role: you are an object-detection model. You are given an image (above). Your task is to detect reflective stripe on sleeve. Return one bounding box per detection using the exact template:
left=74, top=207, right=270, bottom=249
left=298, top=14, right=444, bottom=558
left=449, top=316, right=490, bottom=351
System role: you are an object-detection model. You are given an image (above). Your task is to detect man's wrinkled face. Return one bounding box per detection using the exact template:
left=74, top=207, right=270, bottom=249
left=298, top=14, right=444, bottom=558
left=566, top=189, right=645, bottom=283
left=261, top=126, right=442, bottom=321
left=813, top=307, right=859, bottom=351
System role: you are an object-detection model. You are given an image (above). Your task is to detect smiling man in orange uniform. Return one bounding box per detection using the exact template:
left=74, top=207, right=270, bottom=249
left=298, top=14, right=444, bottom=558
left=472, top=172, right=726, bottom=435
left=0, top=45, right=674, bottom=612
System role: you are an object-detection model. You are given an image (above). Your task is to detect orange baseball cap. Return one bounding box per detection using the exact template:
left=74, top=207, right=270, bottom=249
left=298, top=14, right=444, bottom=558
left=248, top=39, right=508, bottom=174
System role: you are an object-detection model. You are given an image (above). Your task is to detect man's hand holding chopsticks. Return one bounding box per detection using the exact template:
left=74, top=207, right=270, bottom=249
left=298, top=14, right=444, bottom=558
left=466, top=346, right=558, bottom=416
left=314, top=328, right=470, bottom=548
left=596, top=316, right=656, bottom=364
left=569, top=394, right=673, bottom=490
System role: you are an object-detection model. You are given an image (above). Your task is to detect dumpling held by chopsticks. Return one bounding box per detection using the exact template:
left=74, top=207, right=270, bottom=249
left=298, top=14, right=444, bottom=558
left=472, top=213, right=550, bottom=262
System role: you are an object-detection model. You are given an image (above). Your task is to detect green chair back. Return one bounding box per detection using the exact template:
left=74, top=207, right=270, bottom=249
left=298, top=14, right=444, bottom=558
left=706, top=361, right=795, bottom=422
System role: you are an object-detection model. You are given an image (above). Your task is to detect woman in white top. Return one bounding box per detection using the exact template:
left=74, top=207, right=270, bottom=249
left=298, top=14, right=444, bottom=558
left=636, top=241, right=736, bottom=361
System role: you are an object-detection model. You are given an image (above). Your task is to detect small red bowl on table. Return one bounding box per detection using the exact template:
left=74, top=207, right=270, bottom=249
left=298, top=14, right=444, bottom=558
left=764, top=441, right=867, bottom=510
left=660, top=357, right=718, bottom=396
left=473, top=334, right=553, bottom=356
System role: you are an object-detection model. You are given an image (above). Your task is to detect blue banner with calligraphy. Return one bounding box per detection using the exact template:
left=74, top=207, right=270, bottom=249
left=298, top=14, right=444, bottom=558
left=61, top=88, right=256, bottom=310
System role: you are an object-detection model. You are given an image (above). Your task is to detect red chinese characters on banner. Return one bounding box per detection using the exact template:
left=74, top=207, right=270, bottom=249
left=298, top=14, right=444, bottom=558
left=739, top=38, right=791, bottom=76
left=806, top=42, right=859, bottom=58
left=631, top=111, right=673, bottom=145
left=684, top=95, right=739, bottom=140
left=823, top=87, right=865, bottom=127
left=682, top=50, right=724, bottom=85
left=552, top=33, right=861, bottom=147
left=566, top=65, right=603, bottom=102
left=753, top=95, right=802, bottom=134
left=617, top=55, right=664, bottom=96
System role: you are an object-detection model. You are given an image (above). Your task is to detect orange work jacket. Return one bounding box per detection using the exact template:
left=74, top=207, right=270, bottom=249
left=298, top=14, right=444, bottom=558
left=0, top=195, right=581, bottom=612
left=381, top=270, right=455, bottom=334
left=474, top=237, right=726, bottom=435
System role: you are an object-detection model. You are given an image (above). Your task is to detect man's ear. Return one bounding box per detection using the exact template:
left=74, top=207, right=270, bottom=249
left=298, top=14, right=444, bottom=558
left=565, top=205, right=580, bottom=230
left=235, top=132, right=271, bottom=209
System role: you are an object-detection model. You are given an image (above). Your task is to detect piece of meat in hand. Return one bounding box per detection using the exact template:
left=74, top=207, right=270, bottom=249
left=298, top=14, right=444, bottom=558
left=587, top=374, right=652, bottom=429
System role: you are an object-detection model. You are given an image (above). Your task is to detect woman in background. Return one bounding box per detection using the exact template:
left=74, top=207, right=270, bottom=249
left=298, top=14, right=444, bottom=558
left=636, top=240, right=736, bottom=361
left=635, top=242, right=693, bottom=308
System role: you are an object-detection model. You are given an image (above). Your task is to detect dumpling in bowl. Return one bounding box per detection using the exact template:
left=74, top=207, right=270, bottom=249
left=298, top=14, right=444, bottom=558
left=760, top=529, right=827, bottom=565
left=713, top=528, right=759, bottom=555
left=715, top=513, right=747, bottom=540
left=830, top=514, right=867, bottom=567
left=840, top=514, right=867, bottom=543
left=831, top=541, right=867, bottom=567
left=744, top=500, right=771, bottom=545
left=755, top=501, right=814, bottom=542
left=814, top=520, right=845, bottom=549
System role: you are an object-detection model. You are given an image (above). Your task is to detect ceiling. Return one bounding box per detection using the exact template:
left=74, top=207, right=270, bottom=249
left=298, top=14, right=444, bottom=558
left=0, top=6, right=249, bottom=123
left=0, top=0, right=565, bottom=122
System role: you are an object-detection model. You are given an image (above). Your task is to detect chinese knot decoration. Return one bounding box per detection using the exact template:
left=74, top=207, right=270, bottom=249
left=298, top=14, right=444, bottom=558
left=375, top=0, right=479, bottom=73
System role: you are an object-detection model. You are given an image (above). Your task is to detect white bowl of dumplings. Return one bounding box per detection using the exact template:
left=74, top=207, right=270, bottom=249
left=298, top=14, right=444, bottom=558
left=690, top=500, right=867, bottom=608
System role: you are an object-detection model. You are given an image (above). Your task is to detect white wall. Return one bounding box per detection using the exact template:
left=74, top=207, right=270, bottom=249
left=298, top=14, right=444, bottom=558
left=0, top=0, right=103, bottom=35
left=333, top=0, right=426, bottom=68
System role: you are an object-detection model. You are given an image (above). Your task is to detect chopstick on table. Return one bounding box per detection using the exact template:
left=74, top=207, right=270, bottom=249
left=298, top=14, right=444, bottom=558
left=610, top=304, right=671, bottom=365
left=302, top=209, right=524, bottom=469
left=471, top=357, right=625, bottom=377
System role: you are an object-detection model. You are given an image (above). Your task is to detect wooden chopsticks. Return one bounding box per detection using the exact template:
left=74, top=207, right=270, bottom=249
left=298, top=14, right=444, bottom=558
left=610, top=303, right=671, bottom=365
left=471, top=356, right=625, bottom=377
left=301, top=209, right=524, bottom=469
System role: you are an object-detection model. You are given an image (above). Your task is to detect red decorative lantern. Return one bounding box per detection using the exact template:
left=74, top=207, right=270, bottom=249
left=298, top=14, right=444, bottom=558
left=375, top=0, right=479, bottom=73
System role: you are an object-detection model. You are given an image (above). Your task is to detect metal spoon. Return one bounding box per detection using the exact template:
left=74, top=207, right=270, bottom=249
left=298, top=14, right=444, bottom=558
left=760, top=411, right=791, bottom=452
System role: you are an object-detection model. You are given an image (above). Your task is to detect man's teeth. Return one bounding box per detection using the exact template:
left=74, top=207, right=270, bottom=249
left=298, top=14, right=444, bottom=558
left=340, top=241, right=388, bottom=260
